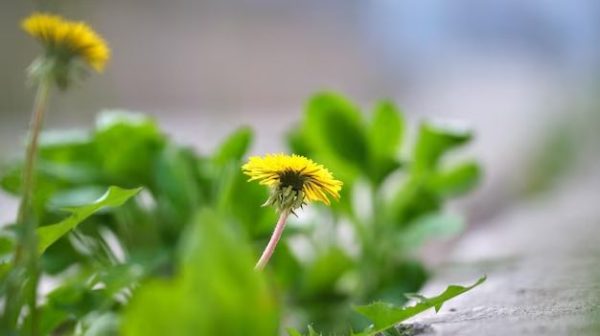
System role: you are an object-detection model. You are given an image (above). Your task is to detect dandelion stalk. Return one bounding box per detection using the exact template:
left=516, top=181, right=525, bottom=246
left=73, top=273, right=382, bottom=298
left=242, top=154, right=342, bottom=270
left=1, top=13, right=111, bottom=334
left=18, top=75, right=51, bottom=238
left=2, top=75, right=51, bottom=335
left=20, top=75, right=50, bottom=332
left=255, top=210, right=291, bottom=270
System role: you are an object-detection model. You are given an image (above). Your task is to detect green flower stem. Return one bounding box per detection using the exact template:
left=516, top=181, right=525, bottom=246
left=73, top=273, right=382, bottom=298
left=5, top=76, right=51, bottom=335
left=255, top=210, right=290, bottom=271
left=19, top=76, right=50, bottom=245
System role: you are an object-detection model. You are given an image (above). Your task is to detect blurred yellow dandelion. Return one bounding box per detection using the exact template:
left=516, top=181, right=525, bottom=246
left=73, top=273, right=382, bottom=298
left=243, top=154, right=342, bottom=212
left=22, top=12, right=110, bottom=72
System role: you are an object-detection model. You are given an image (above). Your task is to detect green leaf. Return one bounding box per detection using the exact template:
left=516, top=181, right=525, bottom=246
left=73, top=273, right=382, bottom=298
left=0, top=231, right=15, bottom=279
left=397, top=213, right=465, bottom=251
left=269, top=241, right=302, bottom=288
left=353, top=276, right=486, bottom=335
left=38, top=306, right=70, bottom=336
left=285, top=325, right=322, bottom=336
left=301, top=247, right=354, bottom=297
left=76, top=312, right=120, bottom=336
left=153, top=145, right=203, bottom=240
left=368, top=156, right=402, bottom=186
left=428, top=161, right=481, bottom=198
left=93, top=262, right=153, bottom=298
left=307, top=325, right=322, bottom=336
left=228, top=170, right=277, bottom=238
left=213, top=126, right=253, bottom=165
left=35, top=256, right=163, bottom=335
left=38, top=130, right=97, bottom=167
left=0, top=163, right=21, bottom=195
left=0, top=232, right=15, bottom=263
left=369, top=260, right=428, bottom=306
left=94, top=111, right=165, bottom=186
left=365, top=100, right=405, bottom=186
left=0, top=161, right=85, bottom=223
left=303, top=92, right=369, bottom=178
left=48, top=187, right=108, bottom=209
left=389, top=178, right=441, bottom=225
left=413, top=122, right=472, bottom=173
left=286, top=127, right=313, bottom=157
left=121, top=209, right=279, bottom=336
left=286, top=328, right=304, bottom=336
left=36, top=186, right=141, bottom=255
left=368, top=101, right=404, bottom=159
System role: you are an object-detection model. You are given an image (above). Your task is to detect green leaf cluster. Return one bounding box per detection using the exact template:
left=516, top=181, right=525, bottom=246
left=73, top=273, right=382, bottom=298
left=352, top=276, right=486, bottom=335
left=122, top=209, right=279, bottom=336
left=288, top=276, right=486, bottom=336
left=285, top=93, right=481, bottom=332
left=0, top=111, right=275, bottom=334
left=0, top=92, right=482, bottom=335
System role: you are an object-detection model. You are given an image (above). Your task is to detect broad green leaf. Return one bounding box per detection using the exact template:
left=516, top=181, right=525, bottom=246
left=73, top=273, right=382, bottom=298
left=428, top=161, right=481, bottom=198
left=93, top=262, right=154, bottom=298
left=287, top=328, right=303, bottom=336
left=33, top=273, right=112, bottom=334
left=286, top=127, right=313, bottom=157
left=38, top=306, right=70, bottom=336
left=369, top=260, right=428, bottom=306
left=368, top=156, right=402, bottom=186
left=397, top=213, right=465, bottom=251
left=269, top=241, right=302, bottom=289
left=307, top=325, right=322, bottom=336
left=353, top=276, right=486, bottom=335
left=94, top=111, right=165, bottom=186
left=301, top=247, right=354, bottom=297
left=36, top=257, right=162, bottom=335
left=0, top=132, right=96, bottom=198
left=37, top=131, right=103, bottom=186
left=366, top=100, right=406, bottom=185
left=0, top=163, right=21, bottom=194
left=389, top=178, right=441, bottom=225
left=76, top=312, right=119, bottom=336
left=0, top=232, right=15, bottom=279
left=413, top=122, right=472, bottom=173
left=285, top=325, right=322, bottom=336
left=48, top=187, right=107, bottom=209
left=0, top=162, right=80, bottom=223
left=213, top=126, right=253, bottom=165
left=121, top=209, right=279, bottom=336
left=36, top=186, right=141, bottom=255
left=228, top=170, right=277, bottom=238
left=1, top=132, right=103, bottom=224
left=368, top=101, right=404, bottom=159
left=153, top=145, right=202, bottom=239
left=21, top=303, right=71, bottom=336
left=38, top=130, right=97, bottom=167
left=303, top=92, right=369, bottom=179
left=0, top=232, right=15, bottom=263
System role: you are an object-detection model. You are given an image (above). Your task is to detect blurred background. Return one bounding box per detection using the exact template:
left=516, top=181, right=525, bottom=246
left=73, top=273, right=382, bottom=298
left=1, top=0, right=599, bottom=228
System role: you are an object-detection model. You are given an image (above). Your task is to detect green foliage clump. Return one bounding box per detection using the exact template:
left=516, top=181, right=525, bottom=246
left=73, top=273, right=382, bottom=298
left=122, top=210, right=279, bottom=336
left=285, top=93, right=481, bottom=332
left=0, top=93, right=482, bottom=335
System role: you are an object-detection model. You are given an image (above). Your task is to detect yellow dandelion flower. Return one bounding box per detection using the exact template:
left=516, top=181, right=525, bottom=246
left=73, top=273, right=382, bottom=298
left=22, top=12, right=110, bottom=73
left=244, top=154, right=343, bottom=269
left=242, top=153, right=343, bottom=212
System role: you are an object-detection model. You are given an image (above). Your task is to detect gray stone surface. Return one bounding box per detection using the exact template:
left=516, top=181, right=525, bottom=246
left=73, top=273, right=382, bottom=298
left=408, top=161, right=600, bottom=335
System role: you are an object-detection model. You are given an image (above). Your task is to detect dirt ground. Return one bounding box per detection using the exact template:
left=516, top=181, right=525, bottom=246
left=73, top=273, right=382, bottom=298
left=405, top=159, right=600, bottom=335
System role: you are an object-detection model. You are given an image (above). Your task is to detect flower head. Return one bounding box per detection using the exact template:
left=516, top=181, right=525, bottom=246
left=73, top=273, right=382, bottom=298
left=242, top=154, right=343, bottom=213
left=22, top=13, right=110, bottom=87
